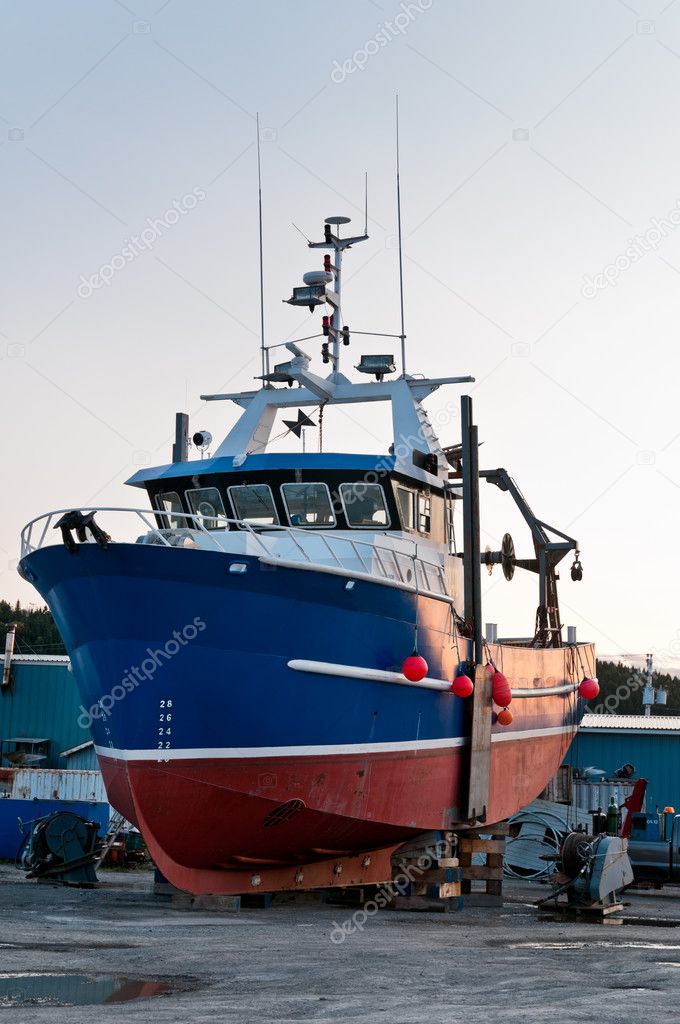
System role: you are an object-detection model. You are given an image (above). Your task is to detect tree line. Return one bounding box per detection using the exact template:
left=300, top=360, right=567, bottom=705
left=0, top=601, right=66, bottom=655
left=593, top=659, right=678, bottom=717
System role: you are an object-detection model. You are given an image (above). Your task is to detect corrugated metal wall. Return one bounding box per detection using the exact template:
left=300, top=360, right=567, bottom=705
left=10, top=768, right=107, bottom=802
left=572, top=778, right=638, bottom=811
left=567, top=731, right=680, bottom=811
left=0, top=661, right=92, bottom=768
left=64, top=746, right=99, bottom=771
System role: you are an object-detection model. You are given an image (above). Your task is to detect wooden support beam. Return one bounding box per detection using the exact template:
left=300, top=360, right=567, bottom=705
left=458, top=839, right=506, bottom=855
left=460, top=865, right=504, bottom=882
left=466, top=663, right=493, bottom=822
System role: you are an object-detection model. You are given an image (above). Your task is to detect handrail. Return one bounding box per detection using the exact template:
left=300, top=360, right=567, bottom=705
left=20, top=506, right=449, bottom=598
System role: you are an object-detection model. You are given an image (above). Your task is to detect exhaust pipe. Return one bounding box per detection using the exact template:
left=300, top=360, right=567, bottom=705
left=2, top=623, right=16, bottom=687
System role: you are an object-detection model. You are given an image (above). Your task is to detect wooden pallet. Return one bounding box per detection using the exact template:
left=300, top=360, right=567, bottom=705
left=539, top=900, right=625, bottom=920
left=458, top=823, right=507, bottom=908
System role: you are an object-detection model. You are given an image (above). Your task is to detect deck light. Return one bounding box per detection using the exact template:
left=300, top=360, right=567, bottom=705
left=355, top=354, right=396, bottom=381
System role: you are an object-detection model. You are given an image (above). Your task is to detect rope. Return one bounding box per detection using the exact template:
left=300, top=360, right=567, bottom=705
left=575, top=642, right=593, bottom=681
left=482, top=638, right=496, bottom=671
left=504, top=808, right=571, bottom=880
left=451, top=606, right=462, bottom=666
left=411, top=543, right=419, bottom=652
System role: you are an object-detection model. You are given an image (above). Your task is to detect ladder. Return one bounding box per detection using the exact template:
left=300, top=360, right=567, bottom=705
left=414, top=402, right=444, bottom=455
left=94, top=810, right=126, bottom=869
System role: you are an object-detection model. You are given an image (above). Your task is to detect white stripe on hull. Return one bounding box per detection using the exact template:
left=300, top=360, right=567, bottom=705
left=95, top=724, right=576, bottom=763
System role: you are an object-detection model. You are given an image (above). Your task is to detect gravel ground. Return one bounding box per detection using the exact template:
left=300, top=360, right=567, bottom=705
left=1, top=864, right=680, bottom=1023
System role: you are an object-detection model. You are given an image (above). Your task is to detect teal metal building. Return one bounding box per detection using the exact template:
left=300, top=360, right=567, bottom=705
left=0, top=654, right=108, bottom=858
left=0, top=654, right=97, bottom=770
left=568, top=714, right=680, bottom=812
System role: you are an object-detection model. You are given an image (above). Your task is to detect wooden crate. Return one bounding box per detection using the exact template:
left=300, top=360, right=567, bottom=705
left=390, top=832, right=464, bottom=913
left=458, top=822, right=507, bottom=908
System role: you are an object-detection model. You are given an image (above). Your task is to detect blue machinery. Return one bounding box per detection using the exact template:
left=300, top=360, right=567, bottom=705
left=18, top=811, right=101, bottom=886
left=538, top=831, right=634, bottom=912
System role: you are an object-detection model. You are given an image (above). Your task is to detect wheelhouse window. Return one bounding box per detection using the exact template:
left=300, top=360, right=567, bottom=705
left=156, top=491, right=184, bottom=530
left=228, top=484, right=279, bottom=527
left=281, top=483, right=336, bottom=528
left=186, top=487, right=226, bottom=530
left=339, top=483, right=389, bottom=528
left=446, top=493, right=457, bottom=554
left=395, top=486, right=430, bottom=535
left=396, top=487, right=415, bottom=531
left=418, top=493, right=431, bottom=534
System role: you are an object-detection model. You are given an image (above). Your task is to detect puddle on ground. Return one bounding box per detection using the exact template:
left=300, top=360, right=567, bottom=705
left=509, top=941, right=680, bottom=950
left=0, top=973, right=184, bottom=1007
left=538, top=915, right=680, bottom=929
left=0, top=941, right=136, bottom=952
left=610, top=986, right=663, bottom=992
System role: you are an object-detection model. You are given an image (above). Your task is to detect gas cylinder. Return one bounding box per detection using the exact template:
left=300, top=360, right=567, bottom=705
left=606, top=796, right=619, bottom=836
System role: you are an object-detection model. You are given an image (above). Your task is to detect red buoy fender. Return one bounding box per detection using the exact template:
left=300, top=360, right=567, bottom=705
left=578, top=677, right=599, bottom=700
left=491, top=670, right=512, bottom=708
left=402, top=654, right=428, bottom=682
left=451, top=674, right=474, bottom=698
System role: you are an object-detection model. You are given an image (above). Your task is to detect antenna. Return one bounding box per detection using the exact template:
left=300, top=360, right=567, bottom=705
left=395, top=96, right=406, bottom=378
left=364, top=171, right=368, bottom=236
left=256, top=113, right=266, bottom=383
left=292, top=222, right=311, bottom=244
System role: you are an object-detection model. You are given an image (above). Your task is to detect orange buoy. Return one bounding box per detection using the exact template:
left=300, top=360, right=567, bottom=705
left=497, top=708, right=513, bottom=726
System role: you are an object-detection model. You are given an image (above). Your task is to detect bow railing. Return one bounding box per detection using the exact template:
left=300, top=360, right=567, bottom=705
left=20, top=507, right=449, bottom=599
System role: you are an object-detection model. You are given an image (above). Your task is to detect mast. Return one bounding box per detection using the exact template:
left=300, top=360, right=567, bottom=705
left=256, top=113, right=266, bottom=383
left=331, top=222, right=343, bottom=374
left=644, top=652, right=653, bottom=718
left=461, top=395, right=482, bottom=665
left=396, top=95, right=407, bottom=378
left=306, top=215, right=368, bottom=379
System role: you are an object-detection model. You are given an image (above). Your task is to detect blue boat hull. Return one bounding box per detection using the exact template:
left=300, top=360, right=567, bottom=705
left=20, top=542, right=589, bottom=893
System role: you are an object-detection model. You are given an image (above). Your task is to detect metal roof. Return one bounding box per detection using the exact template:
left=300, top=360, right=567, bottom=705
left=126, top=453, right=397, bottom=488
left=60, top=740, right=94, bottom=757
left=581, top=714, right=680, bottom=733
left=2, top=737, right=50, bottom=744
left=8, top=654, right=70, bottom=665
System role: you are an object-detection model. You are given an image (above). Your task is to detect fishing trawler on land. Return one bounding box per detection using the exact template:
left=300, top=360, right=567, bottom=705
left=18, top=194, right=597, bottom=895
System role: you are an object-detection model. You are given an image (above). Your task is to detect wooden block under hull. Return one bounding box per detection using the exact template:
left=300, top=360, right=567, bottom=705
left=541, top=901, right=625, bottom=919
left=393, top=894, right=464, bottom=913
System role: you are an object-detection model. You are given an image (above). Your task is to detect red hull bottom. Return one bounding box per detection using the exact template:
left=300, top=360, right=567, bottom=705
left=99, top=730, right=573, bottom=895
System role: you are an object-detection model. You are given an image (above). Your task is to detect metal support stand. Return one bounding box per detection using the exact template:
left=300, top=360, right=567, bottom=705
left=461, top=396, right=491, bottom=823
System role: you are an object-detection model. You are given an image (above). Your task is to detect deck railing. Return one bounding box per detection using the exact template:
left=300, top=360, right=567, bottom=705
left=20, top=507, right=449, bottom=600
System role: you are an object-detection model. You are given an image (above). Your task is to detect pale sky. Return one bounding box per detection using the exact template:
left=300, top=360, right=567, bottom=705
left=1, top=0, right=679, bottom=662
